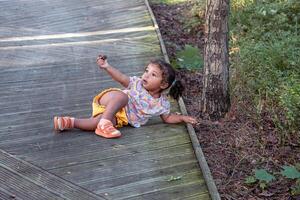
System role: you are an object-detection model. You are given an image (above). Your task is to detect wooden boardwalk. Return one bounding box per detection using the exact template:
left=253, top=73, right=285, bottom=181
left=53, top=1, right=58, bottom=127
left=0, top=0, right=213, bottom=199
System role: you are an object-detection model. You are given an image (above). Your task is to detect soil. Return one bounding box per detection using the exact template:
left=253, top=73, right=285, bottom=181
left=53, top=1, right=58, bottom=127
left=150, top=2, right=300, bottom=200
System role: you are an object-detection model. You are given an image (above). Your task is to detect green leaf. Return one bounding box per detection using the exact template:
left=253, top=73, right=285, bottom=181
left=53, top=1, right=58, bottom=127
left=259, top=182, right=267, bottom=190
left=281, top=166, right=300, bottom=179
left=255, top=169, right=276, bottom=183
left=166, top=175, right=182, bottom=182
left=175, top=45, right=203, bottom=70
left=245, top=176, right=257, bottom=184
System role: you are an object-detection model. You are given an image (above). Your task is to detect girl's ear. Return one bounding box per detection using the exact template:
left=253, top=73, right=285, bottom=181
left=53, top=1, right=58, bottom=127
left=160, top=81, right=169, bottom=90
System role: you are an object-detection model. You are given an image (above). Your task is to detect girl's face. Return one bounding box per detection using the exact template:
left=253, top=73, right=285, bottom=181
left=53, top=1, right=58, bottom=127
left=141, top=63, right=168, bottom=93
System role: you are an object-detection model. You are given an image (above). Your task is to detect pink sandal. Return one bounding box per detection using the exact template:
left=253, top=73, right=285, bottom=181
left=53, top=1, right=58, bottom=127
left=53, top=116, right=74, bottom=132
left=95, top=119, right=121, bottom=138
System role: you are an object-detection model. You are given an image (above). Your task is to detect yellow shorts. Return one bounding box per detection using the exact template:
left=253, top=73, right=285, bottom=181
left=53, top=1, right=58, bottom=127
left=92, top=88, right=128, bottom=128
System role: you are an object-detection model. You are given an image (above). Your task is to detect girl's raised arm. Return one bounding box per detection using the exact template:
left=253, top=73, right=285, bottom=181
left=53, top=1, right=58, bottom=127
left=97, top=55, right=130, bottom=88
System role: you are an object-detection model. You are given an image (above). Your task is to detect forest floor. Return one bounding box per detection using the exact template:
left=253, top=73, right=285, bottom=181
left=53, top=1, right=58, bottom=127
left=150, top=2, right=300, bottom=200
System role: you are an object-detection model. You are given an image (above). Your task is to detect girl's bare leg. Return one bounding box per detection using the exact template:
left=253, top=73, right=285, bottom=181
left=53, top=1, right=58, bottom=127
left=71, top=90, right=127, bottom=133
left=74, top=115, right=100, bottom=131
left=74, top=115, right=117, bottom=131
left=99, top=91, right=128, bottom=122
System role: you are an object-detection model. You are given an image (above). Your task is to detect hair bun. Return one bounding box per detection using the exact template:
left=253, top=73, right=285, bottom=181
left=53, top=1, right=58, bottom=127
left=169, top=80, right=184, bottom=100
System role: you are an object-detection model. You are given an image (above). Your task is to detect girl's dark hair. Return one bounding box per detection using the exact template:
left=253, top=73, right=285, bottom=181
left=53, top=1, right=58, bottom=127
left=150, top=59, right=184, bottom=100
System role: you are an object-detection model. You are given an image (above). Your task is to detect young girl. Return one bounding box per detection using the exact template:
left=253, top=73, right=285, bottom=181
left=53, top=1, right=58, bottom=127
left=54, top=55, right=197, bottom=138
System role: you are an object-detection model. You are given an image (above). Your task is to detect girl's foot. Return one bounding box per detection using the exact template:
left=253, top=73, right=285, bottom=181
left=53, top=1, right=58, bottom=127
left=95, top=119, right=121, bottom=138
left=53, top=116, right=74, bottom=132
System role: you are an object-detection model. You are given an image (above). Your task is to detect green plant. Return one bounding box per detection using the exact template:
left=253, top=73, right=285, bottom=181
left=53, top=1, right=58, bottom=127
left=281, top=166, right=300, bottom=179
left=245, top=169, right=276, bottom=189
left=172, top=44, right=203, bottom=70
left=245, top=165, right=300, bottom=195
left=230, top=0, right=300, bottom=136
left=281, top=166, right=300, bottom=195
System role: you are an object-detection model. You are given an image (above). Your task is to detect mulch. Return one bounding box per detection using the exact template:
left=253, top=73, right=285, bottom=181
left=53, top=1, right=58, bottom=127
left=150, top=2, right=300, bottom=200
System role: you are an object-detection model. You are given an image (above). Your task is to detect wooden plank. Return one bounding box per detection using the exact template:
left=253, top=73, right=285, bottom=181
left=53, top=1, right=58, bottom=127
left=0, top=149, right=105, bottom=200
left=25, top=133, right=190, bottom=169
left=80, top=160, right=199, bottom=193
left=3, top=122, right=187, bottom=152
left=0, top=166, right=63, bottom=200
left=124, top=182, right=211, bottom=200
left=0, top=0, right=150, bottom=37
left=0, top=115, right=173, bottom=148
left=51, top=144, right=195, bottom=183
left=184, top=193, right=212, bottom=200
left=0, top=29, right=155, bottom=49
left=0, top=109, right=90, bottom=135
left=0, top=39, right=160, bottom=73
left=95, top=170, right=206, bottom=199
left=0, top=187, right=21, bottom=200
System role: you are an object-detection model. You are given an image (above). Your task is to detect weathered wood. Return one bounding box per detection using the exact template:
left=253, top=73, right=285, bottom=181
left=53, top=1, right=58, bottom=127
left=95, top=170, right=206, bottom=199
left=55, top=148, right=198, bottom=191
left=31, top=134, right=189, bottom=169
left=0, top=149, right=105, bottom=200
left=2, top=123, right=187, bottom=152
left=124, top=182, right=211, bottom=200
left=0, top=0, right=211, bottom=199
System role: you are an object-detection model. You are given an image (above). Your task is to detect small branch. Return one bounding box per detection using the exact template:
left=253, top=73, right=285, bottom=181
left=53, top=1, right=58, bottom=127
left=224, top=154, right=248, bottom=187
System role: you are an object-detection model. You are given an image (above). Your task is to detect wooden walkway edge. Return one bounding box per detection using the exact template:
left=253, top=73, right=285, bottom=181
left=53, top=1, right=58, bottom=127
left=144, top=0, right=221, bottom=199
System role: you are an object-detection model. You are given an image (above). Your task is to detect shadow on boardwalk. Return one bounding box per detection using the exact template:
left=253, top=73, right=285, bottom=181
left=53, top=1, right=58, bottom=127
left=0, top=0, right=211, bottom=199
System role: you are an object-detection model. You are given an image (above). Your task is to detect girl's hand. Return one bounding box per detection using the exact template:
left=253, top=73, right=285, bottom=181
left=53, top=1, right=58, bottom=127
left=161, top=113, right=198, bottom=125
left=97, top=55, right=109, bottom=69
left=181, top=115, right=198, bottom=125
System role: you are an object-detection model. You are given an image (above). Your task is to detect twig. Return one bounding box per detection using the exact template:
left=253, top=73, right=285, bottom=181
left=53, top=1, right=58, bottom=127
left=224, top=154, right=248, bottom=187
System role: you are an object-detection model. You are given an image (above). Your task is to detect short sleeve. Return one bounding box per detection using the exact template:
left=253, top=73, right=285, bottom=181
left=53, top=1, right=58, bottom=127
left=161, top=97, right=171, bottom=115
left=126, top=76, right=140, bottom=90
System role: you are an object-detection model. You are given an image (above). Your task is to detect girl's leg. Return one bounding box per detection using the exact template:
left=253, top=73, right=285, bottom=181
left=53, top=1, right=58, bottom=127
left=95, top=90, right=128, bottom=138
left=73, top=115, right=100, bottom=131
left=54, top=90, right=127, bottom=138
left=74, top=115, right=117, bottom=131
left=99, top=90, right=128, bottom=122
left=54, top=115, right=117, bottom=132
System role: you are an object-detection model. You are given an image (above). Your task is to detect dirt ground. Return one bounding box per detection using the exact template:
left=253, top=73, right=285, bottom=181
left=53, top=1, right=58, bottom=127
left=150, top=2, right=300, bottom=200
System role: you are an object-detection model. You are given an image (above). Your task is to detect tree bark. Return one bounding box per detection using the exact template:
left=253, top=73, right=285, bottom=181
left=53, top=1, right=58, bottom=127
left=201, top=0, right=230, bottom=120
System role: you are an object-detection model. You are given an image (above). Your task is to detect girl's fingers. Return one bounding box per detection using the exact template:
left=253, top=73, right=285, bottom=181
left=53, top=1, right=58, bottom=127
left=97, top=55, right=108, bottom=68
left=184, top=116, right=197, bottom=124
left=97, top=55, right=107, bottom=60
left=190, top=120, right=197, bottom=124
left=189, top=117, right=197, bottom=124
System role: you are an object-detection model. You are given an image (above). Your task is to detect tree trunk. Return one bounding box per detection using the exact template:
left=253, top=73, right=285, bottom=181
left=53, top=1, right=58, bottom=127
left=201, top=0, right=230, bottom=120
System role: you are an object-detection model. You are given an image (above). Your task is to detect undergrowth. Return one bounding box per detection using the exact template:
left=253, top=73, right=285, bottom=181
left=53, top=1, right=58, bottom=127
left=230, top=0, right=300, bottom=140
